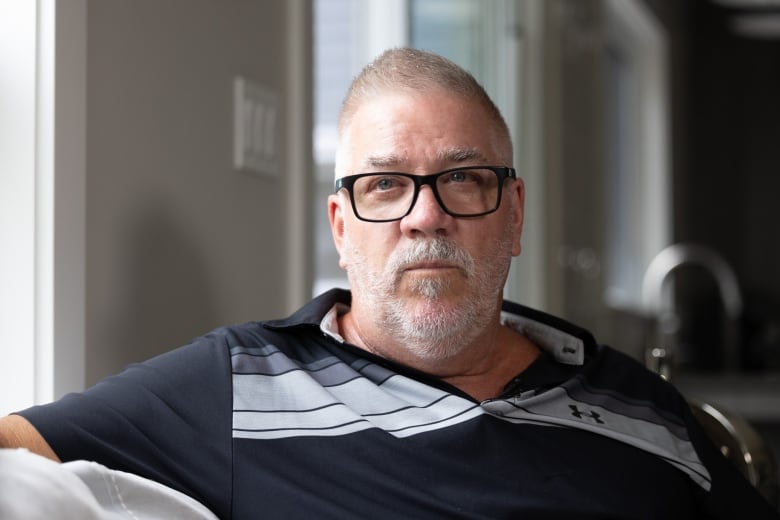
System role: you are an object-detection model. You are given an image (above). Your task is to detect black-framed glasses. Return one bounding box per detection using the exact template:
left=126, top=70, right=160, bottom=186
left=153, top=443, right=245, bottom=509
left=334, top=166, right=516, bottom=223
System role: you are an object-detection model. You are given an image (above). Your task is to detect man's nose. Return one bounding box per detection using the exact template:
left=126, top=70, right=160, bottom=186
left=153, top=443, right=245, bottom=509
left=399, top=185, right=452, bottom=235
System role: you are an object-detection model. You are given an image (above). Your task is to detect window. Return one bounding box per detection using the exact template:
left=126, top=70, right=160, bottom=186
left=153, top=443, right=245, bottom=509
left=603, top=0, right=671, bottom=311
left=0, top=0, right=87, bottom=414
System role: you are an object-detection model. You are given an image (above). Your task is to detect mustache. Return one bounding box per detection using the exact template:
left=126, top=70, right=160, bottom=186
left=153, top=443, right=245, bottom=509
left=386, top=238, right=474, bottom=277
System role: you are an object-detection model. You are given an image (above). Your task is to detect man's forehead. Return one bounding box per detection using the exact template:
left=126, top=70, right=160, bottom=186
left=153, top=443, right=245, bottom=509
left=336, top=90, right=509, bottom=178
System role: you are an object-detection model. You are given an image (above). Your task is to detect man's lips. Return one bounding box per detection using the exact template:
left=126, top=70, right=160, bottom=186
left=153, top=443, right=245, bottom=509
left=402, top=261, right=460, bottom=272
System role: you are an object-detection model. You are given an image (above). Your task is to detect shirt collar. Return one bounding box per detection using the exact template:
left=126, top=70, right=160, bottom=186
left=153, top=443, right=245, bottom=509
left=265, top=288, right=596, bottom=367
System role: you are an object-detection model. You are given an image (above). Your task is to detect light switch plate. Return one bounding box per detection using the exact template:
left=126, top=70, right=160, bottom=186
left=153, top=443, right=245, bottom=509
left=233, top=76, right=278, bottom=177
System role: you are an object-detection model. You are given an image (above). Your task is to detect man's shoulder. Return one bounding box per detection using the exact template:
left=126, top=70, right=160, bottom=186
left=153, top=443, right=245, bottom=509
left=499, top=299, right=684, bottom=414
left=186, top=289, right=350, bottom=352
left=577, top=343, right=690, bottom=421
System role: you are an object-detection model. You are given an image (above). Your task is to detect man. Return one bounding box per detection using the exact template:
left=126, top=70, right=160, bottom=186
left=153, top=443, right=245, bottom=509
left=1, top=48, right=777, bottom=518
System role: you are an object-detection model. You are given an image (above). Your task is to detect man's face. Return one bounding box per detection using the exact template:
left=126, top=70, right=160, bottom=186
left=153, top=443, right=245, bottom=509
left=328, top=91, right=524, bottom=357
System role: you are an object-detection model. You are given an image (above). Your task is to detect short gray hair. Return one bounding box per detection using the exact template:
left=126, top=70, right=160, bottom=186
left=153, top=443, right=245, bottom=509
left=336, top=48, right=512, bottom=166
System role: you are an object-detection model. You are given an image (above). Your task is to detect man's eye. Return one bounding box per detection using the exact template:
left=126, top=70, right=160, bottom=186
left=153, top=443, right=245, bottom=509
left=375, top=177, right=396, bottom=190
left=367, top=175, right=409, bottom=192
left=445, top=170, right=477, bottom=184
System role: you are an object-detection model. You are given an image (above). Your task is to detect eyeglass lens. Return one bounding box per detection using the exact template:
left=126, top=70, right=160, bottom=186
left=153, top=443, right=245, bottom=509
left=352, top=168, right=501, bottom=221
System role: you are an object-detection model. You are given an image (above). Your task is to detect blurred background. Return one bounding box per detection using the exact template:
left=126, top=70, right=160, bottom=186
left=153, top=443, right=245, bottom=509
left=2, top=0, right=780, bottom=477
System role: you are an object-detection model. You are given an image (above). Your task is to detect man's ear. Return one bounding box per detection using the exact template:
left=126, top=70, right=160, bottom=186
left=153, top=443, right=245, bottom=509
left=510, top=178, right=525, bottom=257
left=328, top=193, right=347, bottom=267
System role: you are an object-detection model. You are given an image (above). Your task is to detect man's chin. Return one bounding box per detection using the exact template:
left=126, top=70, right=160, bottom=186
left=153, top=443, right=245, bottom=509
left=399, top=274, right=465, bottom=300
left=399, top=293, right=470, bottom=332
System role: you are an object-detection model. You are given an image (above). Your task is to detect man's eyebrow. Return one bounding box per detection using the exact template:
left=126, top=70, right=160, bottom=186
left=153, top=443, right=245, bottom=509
left=364, top=149, right=488, bottom=170
left=364, top=154, right=405, bottom=169
left=437, top=148, right=488, bottom=164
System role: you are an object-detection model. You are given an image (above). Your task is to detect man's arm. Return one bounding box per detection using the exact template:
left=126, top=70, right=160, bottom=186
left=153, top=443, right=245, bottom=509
left=0, top=415, right=59, bottom=462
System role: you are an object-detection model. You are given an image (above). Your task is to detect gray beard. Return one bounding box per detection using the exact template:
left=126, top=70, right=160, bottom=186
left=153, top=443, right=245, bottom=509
left=344, top=233, right=513, bottom=362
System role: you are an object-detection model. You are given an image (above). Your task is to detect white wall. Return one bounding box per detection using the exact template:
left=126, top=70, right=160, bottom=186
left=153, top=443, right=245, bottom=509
left=1, top=0, right=312, bottom=412
left=83, top=0, right=312, bottom=385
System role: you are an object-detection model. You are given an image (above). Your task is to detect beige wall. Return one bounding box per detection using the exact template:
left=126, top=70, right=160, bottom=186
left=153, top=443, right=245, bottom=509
left=84, top=0, right=312, bottom=385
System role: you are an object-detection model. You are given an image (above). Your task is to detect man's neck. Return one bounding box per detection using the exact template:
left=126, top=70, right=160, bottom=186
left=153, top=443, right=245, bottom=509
left=338, top=311, right=540, bottom=401
left=440, top=326, right=539, bottom=401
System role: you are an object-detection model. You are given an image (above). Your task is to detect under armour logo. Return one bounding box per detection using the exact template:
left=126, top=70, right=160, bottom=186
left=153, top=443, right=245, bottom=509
left=569, top=405, right=604, bottom=424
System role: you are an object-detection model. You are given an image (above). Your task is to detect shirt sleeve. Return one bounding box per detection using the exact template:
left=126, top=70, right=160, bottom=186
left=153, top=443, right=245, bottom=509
left=16, top=331, right=234, bottom=519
